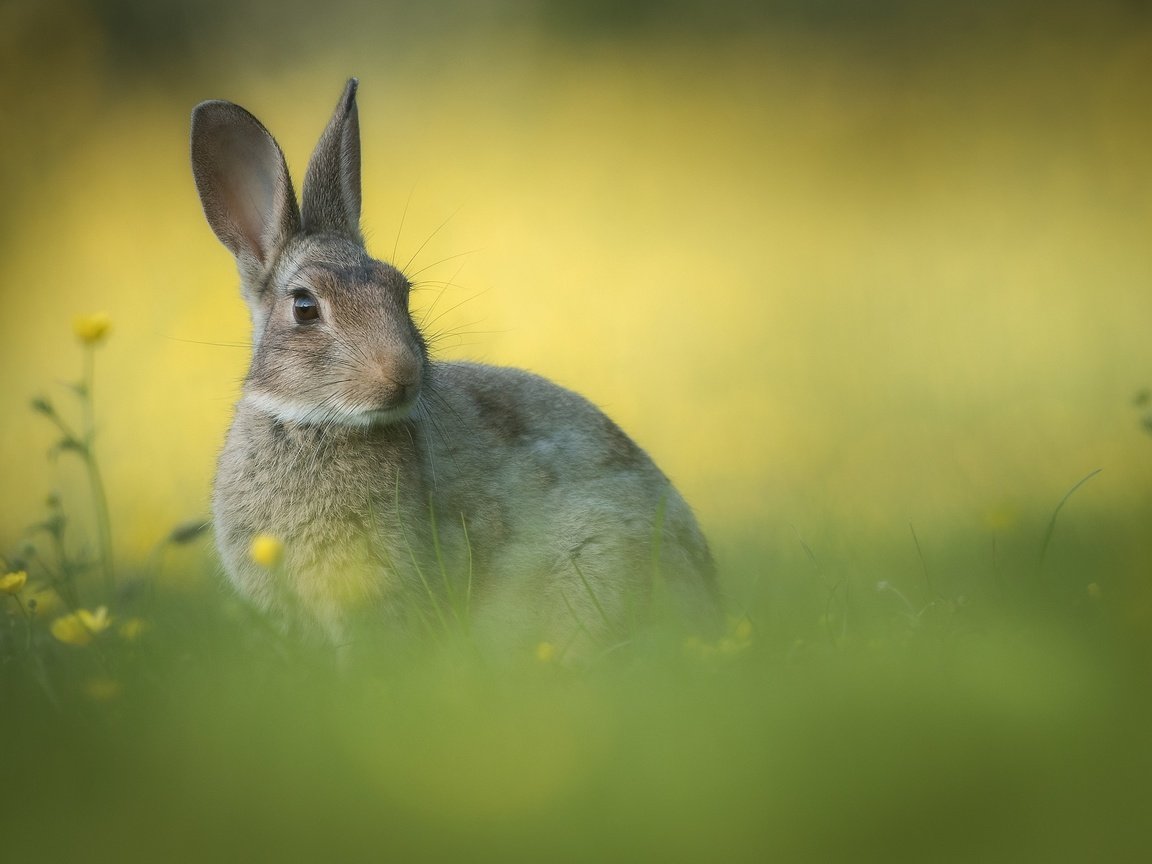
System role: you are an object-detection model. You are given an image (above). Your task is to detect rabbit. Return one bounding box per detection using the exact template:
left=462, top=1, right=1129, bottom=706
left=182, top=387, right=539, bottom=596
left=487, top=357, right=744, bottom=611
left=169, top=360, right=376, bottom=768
left=190, top=78, right=717, bottom=650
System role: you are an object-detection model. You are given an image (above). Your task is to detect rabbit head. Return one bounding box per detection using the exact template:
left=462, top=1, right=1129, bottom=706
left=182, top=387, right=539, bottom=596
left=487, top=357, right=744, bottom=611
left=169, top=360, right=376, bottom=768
left=191, top=79, right=426, bottom=427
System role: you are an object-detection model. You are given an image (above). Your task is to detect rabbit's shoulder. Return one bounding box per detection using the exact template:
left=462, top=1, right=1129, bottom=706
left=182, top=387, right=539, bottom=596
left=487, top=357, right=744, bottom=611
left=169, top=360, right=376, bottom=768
left=428, top=360, right=658, bottom=477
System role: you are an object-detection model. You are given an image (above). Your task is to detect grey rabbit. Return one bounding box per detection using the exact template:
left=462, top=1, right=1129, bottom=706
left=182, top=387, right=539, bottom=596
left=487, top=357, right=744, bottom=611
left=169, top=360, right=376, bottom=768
left=190, top=78, right=717, bottom=649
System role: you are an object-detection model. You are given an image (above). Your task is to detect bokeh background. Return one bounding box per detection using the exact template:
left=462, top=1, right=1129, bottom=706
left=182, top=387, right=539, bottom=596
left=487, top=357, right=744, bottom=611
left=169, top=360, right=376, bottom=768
left=4, top=0, right=1152, bottom=565
left=4, top=1, right=1152, bottom=860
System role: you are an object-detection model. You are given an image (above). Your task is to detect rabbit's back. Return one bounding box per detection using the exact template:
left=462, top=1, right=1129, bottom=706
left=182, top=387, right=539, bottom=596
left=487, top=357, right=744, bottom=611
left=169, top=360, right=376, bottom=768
left=427, top=361, right=716, bottom=641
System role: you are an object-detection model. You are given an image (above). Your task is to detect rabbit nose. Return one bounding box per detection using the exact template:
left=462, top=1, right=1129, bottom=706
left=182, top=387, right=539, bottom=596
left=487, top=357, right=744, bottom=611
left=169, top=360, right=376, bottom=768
left=379, top=353, right=420, bottom=405
left=391, top=353, right=420, bottom=387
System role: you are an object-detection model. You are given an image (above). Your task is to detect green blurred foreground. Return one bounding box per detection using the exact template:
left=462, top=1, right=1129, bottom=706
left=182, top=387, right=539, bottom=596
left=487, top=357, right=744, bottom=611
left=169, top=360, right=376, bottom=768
left=4, top=485, right=1152, bottom=862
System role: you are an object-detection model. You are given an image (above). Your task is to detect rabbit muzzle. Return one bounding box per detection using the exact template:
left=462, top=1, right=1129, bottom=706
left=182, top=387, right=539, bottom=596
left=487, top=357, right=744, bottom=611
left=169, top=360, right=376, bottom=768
left=357, top=350, right=423, bottom=424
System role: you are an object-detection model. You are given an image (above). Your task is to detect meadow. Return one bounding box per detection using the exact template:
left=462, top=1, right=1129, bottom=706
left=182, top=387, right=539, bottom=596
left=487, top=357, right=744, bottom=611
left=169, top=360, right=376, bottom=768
left=3, top=2, right=1152, bottom=860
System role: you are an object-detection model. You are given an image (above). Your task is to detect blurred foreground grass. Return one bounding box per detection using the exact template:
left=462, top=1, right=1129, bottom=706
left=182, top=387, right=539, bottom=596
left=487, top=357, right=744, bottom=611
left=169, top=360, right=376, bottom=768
left=4, top=526, right=1152, bottom=862
left=4, top=603, right=1148, bottom=862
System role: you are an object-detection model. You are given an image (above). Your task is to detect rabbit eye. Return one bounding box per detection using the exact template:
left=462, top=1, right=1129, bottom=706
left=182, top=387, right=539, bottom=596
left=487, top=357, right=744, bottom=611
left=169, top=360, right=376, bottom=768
left=292, top=294, right=320, bottom=324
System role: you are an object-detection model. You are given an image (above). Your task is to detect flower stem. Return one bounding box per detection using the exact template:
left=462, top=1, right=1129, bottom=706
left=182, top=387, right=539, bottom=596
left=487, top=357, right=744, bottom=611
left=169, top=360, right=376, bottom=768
left=82, top=344, right=115, bottom=594
left=12, top=593, right=33, bottom=652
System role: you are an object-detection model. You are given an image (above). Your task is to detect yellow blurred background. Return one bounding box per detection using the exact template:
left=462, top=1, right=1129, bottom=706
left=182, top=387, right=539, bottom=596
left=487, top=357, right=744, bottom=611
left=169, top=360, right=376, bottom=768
left=2, top=0, right=1151, bottom=564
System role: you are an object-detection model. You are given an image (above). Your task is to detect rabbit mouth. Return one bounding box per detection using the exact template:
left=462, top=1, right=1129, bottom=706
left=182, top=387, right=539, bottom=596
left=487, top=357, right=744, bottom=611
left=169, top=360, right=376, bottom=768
left=243, top=390, right=417, bottom=428
left=356, top=385, right=422, bottom=426
left=357, top=379, right=421, bottom=426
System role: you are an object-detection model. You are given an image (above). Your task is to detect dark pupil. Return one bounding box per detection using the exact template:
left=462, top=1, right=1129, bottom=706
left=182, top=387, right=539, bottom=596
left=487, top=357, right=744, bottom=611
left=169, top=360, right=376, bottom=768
left=293, top=295, right=319, bottom=323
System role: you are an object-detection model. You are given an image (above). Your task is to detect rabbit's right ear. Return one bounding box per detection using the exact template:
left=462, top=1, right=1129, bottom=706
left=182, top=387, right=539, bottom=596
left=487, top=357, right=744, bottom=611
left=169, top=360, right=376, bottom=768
left=190, top=101, right=300, bottom=278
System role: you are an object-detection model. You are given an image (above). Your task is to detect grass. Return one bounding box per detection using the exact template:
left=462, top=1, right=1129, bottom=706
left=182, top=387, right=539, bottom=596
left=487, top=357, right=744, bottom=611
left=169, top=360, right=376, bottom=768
left=3, top=538, right=1148, bottom=862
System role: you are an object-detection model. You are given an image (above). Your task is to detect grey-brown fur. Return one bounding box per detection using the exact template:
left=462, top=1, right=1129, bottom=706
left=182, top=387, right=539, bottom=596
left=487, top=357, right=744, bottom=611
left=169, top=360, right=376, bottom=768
left=191, top=79, right=717, bottom=647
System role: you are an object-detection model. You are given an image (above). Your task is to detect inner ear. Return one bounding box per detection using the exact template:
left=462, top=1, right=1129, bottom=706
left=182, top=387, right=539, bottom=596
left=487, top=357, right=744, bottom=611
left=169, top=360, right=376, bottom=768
left=191, top=100, right=300, bottom=268
left=301, top=78, right=362, bottom=240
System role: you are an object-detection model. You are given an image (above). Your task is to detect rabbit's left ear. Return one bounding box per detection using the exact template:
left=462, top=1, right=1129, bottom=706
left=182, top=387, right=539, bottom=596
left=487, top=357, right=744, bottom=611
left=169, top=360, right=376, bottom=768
left=301, top=78, right=362, bottom=240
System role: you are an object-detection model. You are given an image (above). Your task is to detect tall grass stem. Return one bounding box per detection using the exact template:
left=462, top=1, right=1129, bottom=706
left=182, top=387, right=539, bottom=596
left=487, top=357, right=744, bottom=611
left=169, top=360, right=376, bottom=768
left=82, top=344, right=115, bottom=593
left=1037, top=468, right=1102, bottom=577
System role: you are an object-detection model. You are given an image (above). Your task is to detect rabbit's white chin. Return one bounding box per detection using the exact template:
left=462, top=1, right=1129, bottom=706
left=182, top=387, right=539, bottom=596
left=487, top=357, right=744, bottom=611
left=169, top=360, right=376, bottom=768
left=357, top=405, right=417, bottom=427
left=243, top=391, right=414, bottom=428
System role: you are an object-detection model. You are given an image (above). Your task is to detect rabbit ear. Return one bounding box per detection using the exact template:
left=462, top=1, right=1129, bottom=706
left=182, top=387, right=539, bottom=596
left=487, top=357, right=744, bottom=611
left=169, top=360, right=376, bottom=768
left=301, top=78, right=362, bottom=240
left=191, top=100, right=300, bottom=276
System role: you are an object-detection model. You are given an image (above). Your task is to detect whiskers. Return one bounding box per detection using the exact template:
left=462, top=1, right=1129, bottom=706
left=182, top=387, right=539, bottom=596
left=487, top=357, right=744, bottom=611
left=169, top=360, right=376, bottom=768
left=161, top=334, right=252, bottom=350
left=387, top=195, right=499, bottom=357
left=386, top=188, right=477, bottom=279
left=402, top=207, right=461, bottom=273
left=412, top=270, right=503, bottom=356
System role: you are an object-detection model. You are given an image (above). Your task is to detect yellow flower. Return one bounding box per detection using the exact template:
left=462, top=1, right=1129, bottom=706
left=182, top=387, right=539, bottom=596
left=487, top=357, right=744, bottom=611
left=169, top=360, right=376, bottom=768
left=51, top=614, right=92, bottom=646
left=249, top=533, right=284, bottom=568
left=73, top=312, right=111, bottom=344
left=0, top=570, right=27, bottom=595
left=79, top=606, right=112, bottom=633
left=1087, top=582, right=1102, bottom=601
left=51, top=606, right=112, bottom=646
left=120, top=617, right=148, bottom=641
left=535, top=641, right=556, bottom=663
left=84, top=677, right=123, bottom=702
left=732, top=615, right=754, bottom=644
